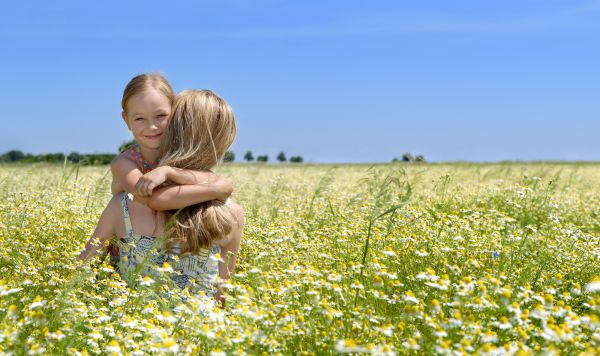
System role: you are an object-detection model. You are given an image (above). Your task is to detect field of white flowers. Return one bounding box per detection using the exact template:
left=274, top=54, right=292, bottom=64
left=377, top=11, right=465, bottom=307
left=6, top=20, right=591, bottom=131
left=0, top=163, right=599, bottom=355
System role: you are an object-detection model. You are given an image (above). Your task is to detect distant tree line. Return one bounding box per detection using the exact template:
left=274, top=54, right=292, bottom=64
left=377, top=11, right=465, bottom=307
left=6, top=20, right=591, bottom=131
left=0, top=150, right=115, bottom=165
left=1, top=145, right=305, bottom=165
left=2, top=147, right=422, bottom=165
left=242, top=151, right=303, bottom=163
left=122, top=139, right=303, bottom=164
left=392, top=152, right=426, bottom=163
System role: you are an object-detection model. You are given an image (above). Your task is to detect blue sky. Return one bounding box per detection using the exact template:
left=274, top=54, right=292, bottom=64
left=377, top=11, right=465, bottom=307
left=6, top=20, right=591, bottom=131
left=1, top=0, right=599, bottom=162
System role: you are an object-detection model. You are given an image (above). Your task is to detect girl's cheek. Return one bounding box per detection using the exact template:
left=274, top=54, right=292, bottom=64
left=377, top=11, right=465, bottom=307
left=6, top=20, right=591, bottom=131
left=131, top=122, right=146, bottom=132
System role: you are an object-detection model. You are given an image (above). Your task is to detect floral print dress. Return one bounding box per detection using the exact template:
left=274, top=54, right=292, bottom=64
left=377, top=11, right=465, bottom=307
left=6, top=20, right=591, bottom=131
left=115, top=192, right=221, bottom=297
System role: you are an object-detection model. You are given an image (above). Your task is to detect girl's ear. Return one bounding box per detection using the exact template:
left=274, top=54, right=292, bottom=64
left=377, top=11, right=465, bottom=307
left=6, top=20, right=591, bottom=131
left=121, top=112, right=131, bottom=130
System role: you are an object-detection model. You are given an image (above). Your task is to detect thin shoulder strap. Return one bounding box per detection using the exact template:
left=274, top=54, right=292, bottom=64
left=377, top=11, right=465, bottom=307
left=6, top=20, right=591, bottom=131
left=120, top=192, right=134, bottom=236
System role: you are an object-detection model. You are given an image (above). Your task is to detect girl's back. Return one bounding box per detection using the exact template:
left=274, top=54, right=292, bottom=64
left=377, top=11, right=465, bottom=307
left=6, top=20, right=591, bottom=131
left=115, top=193, right=221, bottom=296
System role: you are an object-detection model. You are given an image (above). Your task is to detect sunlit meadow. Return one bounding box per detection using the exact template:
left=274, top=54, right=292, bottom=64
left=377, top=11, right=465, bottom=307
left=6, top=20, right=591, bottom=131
left=0, top=163, right=599, bottom=355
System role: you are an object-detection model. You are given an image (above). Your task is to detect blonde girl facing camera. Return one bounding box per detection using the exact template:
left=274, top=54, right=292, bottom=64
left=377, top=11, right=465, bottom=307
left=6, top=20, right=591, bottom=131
left=79, top=90, right=244, bottom=307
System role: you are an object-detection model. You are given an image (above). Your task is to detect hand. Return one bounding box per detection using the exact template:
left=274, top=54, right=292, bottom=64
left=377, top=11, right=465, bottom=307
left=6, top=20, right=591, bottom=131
left=135, top=166, right=170, bottom=197
left=213, top=175, right=234, bottom=202
left=132, top=193, right=150, bottom=206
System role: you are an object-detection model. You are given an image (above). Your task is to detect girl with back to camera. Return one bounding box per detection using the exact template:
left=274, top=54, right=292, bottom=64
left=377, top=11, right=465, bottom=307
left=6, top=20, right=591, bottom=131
left=79, top=89, right=244, bottom=307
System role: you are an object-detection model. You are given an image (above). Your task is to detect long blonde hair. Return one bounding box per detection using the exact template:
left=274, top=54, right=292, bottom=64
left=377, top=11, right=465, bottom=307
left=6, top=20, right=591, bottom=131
left=159, top=90, right=237, bottom=253
left=121, top=73, right=175, bottom=113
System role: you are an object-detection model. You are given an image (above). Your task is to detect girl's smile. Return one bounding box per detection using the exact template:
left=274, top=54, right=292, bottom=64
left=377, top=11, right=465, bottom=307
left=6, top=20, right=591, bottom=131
left=145, top=133, right=163, bottom=140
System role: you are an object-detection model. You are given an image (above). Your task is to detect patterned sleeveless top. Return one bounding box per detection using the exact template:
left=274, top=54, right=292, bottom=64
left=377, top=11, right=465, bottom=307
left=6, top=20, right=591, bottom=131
left=128, top=143, right=157, bottom=173
left=116, top=193, right=221, bottom=297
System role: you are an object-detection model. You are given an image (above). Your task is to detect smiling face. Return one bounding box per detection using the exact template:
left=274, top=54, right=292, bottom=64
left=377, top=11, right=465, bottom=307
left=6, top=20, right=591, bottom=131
left=122, top=88, right=172, bottom=151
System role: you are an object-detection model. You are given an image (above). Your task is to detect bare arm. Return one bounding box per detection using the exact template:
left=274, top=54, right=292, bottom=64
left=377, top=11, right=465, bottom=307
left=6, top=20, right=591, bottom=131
left=134, top=166, right=234, bottom=211
left=78, top=196, right=121, bottom=263
left=112, top=157, right=233, bottom=210
left=215, top=203, right=244, bottom=307
left=168, top=167, right=226, bottom=185
left=136, top=177, right=233, bottom=211
left=135, top=166, right=233, bottom=197
left=111, top=156, right=144, bottom=195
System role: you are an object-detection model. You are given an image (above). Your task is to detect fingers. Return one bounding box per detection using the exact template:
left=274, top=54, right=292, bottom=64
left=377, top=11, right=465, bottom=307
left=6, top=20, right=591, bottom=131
left=134, top=179, right=146, bottom=197
left=142, top=180, right=153, bottom=196
left=134, top=180, right=142, bottom=196
left=215, top=176, right=234, bottom=201
left=134, top=178, right=153, bottom=197
left=146, top=181, right=157, bottom=193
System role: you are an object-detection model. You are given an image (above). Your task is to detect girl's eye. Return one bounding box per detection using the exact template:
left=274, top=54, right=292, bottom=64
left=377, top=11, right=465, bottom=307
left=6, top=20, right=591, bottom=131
left=135, top=117, right=144, bottom=121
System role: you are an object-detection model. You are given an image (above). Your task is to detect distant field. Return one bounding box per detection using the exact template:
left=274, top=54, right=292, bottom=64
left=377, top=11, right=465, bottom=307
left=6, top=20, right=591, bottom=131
left=0, top=163, right=599, bottom=354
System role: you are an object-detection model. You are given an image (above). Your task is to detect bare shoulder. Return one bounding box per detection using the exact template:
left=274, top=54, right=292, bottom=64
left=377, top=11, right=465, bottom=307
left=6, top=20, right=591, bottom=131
left=228, top=201, right=245, bottom=228
left=111, top=152, right=137, bottom=173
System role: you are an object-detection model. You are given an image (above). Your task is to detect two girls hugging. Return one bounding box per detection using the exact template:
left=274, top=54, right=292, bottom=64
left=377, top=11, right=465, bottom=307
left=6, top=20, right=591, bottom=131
left=78, top=74, right=244, bottom=307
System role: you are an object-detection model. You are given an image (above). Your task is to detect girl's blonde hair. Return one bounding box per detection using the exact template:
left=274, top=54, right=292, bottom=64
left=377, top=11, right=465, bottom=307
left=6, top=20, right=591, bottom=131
left=121, top=73, right=175, bottom=113
left=159, top=89, right=238, bottom=253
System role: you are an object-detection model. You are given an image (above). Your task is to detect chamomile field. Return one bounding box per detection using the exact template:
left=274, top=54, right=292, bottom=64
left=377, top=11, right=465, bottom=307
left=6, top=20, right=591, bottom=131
left=0, top=163, right=599, bottom=355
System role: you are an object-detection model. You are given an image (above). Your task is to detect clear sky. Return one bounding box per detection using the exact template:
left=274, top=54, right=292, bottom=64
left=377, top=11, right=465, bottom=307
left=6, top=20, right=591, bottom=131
left=1, top=0, right=599, bottom=163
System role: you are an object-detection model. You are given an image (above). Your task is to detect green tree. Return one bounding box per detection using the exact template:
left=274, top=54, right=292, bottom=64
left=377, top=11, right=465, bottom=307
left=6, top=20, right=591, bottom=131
left=244, top=151, right=254, bottom=162
left=402, top=152, right=413, bottom=162
left=86, top=153, right=116, bottom=165
left=414, top=155, right=426, bottom=162
left=6, top=150, right=25, bottom=162
left=277, top=152, right=287, bottom=163
left=223, top=150, right=235, bottom=162
left=40, top=153, right=65, bottom=163
left=67, top=152, right=81, bottom=163
left=290, top=156, right=303, bottom=163
left=256, top=155, right=269, bottom=163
